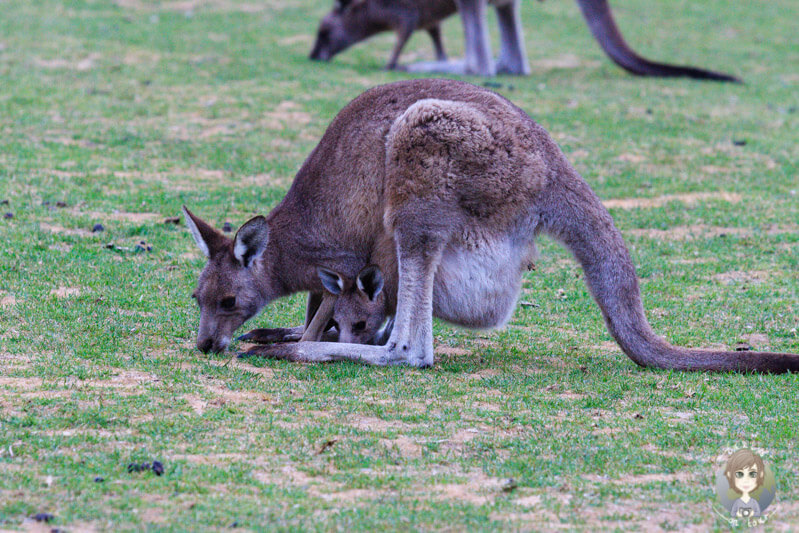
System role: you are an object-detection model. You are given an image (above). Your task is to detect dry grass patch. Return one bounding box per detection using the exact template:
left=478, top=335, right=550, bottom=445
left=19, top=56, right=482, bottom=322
left=712, top=270, right=769, bottom=285
left=33, top=53, right=101, bottom=71
left=529, top=54, right=601, bottom=71
left=603, top=191, right=742, bottom=210
left=114, top=0, right=270, bottom=13
left=39, top=223, right=93, bottom=237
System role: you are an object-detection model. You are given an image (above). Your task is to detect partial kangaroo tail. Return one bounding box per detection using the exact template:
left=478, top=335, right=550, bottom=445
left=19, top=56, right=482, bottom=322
left=575, top=0, right=741, bottom=82
left=538, top=170, right=798, bottom=373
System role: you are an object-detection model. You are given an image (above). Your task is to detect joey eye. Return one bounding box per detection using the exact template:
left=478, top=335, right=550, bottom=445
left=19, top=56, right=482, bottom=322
left=220, top=296, right=236, bottom=310
left=353, top=321, right=366, bottom=332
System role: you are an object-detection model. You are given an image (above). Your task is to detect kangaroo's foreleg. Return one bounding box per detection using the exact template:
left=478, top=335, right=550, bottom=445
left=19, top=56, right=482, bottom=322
left=300, top=292, right=336, bottom=341
left=237, top=292, right=327, bottom=344
left=387, top=22, right=417, bottom=70
left=236, top=326, right=304, bottom=344
left=427, top=26, right=447, bottom=62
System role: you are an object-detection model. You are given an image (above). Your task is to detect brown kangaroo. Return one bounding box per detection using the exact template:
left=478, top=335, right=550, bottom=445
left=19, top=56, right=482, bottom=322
left=309, top=0, right=739, bottom=81
left=310, top=0, right=454, bottom=70
left=184, top=78, right=796, bottom=372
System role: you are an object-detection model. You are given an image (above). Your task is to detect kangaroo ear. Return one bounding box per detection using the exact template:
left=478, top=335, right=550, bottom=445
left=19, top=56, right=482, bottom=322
left=317, top=267, right=344, bottom=295
left=233, top=215, right=270, bottom=268
left=183, top=206, right=228, bottom=258
left=356, top=265, right=384, bottom=301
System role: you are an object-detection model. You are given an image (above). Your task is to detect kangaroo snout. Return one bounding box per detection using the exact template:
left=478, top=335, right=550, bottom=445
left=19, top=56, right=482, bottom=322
left=197, top=336, right=230, bottom=354
left=309, top=45, right=331, bottom=62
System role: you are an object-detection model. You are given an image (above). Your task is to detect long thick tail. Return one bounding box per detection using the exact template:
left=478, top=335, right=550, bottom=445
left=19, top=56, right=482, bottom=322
left=575, top=0, right=741, bottom=82
left=537, top=169, right=798, bottom=373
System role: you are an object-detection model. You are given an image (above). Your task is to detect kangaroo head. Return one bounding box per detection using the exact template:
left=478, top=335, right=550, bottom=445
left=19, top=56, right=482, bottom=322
left=317, top=265, right=386, bottom=345
left=183, top=207, right=271, bottom=354
left=310, top=0, right=370, bottom=62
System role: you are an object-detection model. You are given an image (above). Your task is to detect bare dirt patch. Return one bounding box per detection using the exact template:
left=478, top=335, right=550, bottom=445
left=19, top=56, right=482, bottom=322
left=436, top=345, right=470, bottom=357
left=626, top=225, right=754, bottom=240
left=615, top=153, right=647, bottom=163
left=1, top=294, right=17, bottom=307
left=529, top=54, right=601, bottom=71
left=712, top=270, right=769, bottom=285
left=34, top=53, right=101, bottom=71
left=115, top=0, right=269, bottom=12
left=253, top=464, right=384, bottom=503
left=113, top=169, right=229, bottom=192
left=40, top=222, right=93, bottom=237
left=347, top=415, right=412, bottom=432
left=380, top=435, right=423, bottom=458
left=85, top=210, right=161, bottom=223
left=0, top=376, right=43, bottom=390
left=49, top=286, right=81, bottom=298
left=603, top=192, right=742, bottom=210
left=584, top=471, right=694, bottom=485
left=432, top=470, right=505, bottom=506
left=263, top=101, right=312, bottom=130
left=171, top=452, right=249, bottom=466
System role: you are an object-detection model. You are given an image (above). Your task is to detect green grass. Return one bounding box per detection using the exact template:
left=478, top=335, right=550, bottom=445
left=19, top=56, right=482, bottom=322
left=1, top=0, right=798, bottom=530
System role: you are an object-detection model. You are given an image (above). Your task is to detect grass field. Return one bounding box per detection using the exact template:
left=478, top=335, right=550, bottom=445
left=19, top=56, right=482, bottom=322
left=1, top=0, right=797, bottom=530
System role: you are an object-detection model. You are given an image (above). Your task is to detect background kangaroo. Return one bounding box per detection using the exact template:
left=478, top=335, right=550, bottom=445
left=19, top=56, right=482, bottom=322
left=184, top=78, right=796, bottom=372
left=310, top=0, right=454, bottom=70
left=310, top=0, right=739, bottom=81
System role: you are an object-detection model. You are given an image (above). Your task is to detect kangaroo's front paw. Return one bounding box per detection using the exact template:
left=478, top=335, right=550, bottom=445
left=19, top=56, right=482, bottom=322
left=238, top=343, right=301, bottom=361
left=237, top=326, right=303, bottom=344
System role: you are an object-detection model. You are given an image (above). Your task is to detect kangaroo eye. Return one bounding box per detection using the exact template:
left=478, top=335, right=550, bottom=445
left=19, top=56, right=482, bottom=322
left=353, top=321, right=366, bottom=332
left=220, top=297, right=236, bottom=310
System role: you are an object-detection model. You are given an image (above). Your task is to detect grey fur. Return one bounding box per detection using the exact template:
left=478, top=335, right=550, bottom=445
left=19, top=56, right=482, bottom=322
left=310, top=0, right=739, bottom=81
left=186, top=79, right=794, bottom=372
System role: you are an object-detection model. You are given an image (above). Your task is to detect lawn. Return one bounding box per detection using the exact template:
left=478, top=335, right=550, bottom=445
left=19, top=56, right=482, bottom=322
left=0, top=0, right=797, bottom=531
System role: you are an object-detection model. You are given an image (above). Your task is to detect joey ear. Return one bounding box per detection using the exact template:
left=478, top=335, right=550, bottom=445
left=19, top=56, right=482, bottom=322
left=233, top=216, right=270, bottom=268
left=356, top=265, right=384, bottom=301
left=317, top=267, right=344, bottom=295
left=183, top=206, right=228, bottom=258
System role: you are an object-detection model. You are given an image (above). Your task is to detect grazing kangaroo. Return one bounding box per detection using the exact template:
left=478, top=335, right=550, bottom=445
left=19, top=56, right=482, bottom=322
left=184, top=78, right=796, bottom=372
left=309, top=0, right=739, bottom=81
left=310, top=0, right=454, bottom=70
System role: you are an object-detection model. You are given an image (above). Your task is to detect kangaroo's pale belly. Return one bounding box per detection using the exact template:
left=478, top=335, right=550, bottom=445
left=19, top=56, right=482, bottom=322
left=432, top=234, right=535, bottom=328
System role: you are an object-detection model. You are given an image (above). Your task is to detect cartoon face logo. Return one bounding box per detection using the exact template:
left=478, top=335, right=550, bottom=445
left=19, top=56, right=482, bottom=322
left=715, top=449, right=776, bottom=525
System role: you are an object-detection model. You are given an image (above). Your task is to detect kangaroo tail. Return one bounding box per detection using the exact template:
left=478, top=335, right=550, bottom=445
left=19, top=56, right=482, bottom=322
left=537, top=168, right=797, bottom=373
left=574, top=0, right=741, bottom=82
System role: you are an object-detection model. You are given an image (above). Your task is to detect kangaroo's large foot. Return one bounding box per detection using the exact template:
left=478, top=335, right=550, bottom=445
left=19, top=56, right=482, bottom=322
left=405, top=59, right=475, bottom=76
left=236, top=326, right=304, bottom=344
left=237, top=341, right=428, bottom=367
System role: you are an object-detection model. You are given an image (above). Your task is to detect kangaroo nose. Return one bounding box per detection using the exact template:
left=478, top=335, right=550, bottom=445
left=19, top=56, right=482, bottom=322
left=197, top=338, right=214, bottom=354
